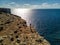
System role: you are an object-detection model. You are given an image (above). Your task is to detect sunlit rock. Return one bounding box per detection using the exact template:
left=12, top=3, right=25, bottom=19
left=0, top=12, right=50, bottom=45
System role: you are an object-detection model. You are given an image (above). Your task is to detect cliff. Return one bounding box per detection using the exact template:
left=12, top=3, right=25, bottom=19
left=0, top=12, right=50, bottom=45
left=0, top=8, right=11, bottom=14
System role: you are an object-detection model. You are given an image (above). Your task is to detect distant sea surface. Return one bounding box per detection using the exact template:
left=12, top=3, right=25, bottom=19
left=12, top=9, right=60, bottom=45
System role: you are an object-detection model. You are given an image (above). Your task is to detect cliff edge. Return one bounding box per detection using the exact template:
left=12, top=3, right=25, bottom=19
left=0, top=12, right=50, bottom=45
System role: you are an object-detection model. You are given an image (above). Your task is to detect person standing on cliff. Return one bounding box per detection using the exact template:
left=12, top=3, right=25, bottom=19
left=30, top=23, right=34, bottom=33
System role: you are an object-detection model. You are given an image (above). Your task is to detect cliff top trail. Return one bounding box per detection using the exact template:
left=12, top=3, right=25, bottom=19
left=0, top=12, right=50, bottom=45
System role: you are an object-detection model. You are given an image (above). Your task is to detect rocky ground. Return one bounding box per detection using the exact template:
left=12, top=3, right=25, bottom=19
left=0, top=12, right=50, bottom=45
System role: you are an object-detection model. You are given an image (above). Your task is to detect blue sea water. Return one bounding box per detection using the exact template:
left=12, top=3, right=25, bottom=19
left=12, top=9, right=60, bottom=45
left=29, top=9, right=60, bottom=45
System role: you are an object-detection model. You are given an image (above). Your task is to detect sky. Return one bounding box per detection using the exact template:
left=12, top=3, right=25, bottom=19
left=0, top=0, right=60, bottom=9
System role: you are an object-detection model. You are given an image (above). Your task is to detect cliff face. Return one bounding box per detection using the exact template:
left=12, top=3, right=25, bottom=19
left=0, top=12, right=50, bottom=45
left=0, top=8, right=11, bottom=14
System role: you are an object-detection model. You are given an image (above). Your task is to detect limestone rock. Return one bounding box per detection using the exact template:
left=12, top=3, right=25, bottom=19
left=0, top=12, right=50, bottom=45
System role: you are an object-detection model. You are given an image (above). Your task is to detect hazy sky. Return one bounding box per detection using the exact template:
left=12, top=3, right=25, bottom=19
left=0, top=0, right=60, bottom=9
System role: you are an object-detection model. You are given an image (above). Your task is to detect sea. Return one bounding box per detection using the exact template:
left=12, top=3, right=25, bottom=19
left=11, top=9, right=60, bottom=45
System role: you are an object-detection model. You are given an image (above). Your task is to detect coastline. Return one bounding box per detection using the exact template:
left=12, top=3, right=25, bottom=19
left=0, top=12, right=50, bottom=45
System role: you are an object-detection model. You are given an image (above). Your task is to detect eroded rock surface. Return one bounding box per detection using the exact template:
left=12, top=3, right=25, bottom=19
left=0, top=12, right=50, bottom=45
